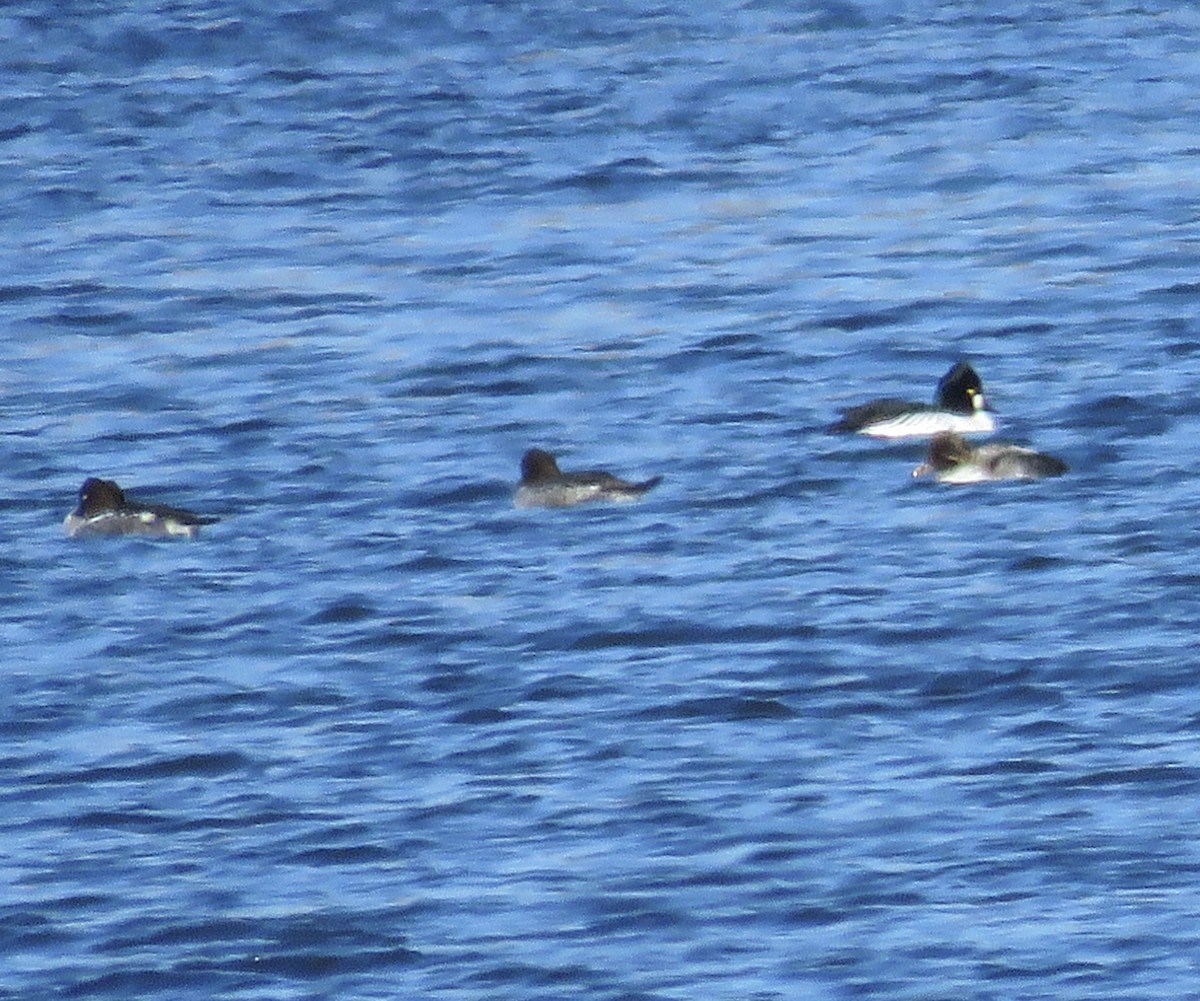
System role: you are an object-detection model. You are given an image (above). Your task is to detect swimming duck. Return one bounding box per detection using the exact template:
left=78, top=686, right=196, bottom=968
left=912, top=432, right=1068, bottom=483
left=514, top=449, right=663, bottom=508
left=64, top=477, right=218, bottom=538
left=829, top=361, right=996, bottom=438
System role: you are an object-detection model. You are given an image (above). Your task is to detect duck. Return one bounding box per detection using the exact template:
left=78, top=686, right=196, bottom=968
left=64, top=477, right=219, bottom=538
left=912, top=432, right=1068, bottom=483
left=514, top=449, right=663, bottom=508
left=829, top=360, right=996, bottom=438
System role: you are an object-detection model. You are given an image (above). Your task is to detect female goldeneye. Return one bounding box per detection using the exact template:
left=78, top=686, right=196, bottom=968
left=829, top=361, right=996, bottom=438
left=514, top=449, right=663, bottom=508
left=912, top=432, right=1067, bottom=483
left=64, top=477, right=218, bottom=538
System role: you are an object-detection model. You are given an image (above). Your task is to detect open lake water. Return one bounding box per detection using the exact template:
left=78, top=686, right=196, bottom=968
left=4, top=1, right=1200, bottom=998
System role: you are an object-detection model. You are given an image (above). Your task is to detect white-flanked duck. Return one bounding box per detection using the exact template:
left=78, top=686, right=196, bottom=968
left=830, top=361, right=996, bottom=438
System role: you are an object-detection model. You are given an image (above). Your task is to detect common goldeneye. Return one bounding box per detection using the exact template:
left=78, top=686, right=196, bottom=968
left=912, top=432, right=1067, bottom=483
left=514, top=449, right=663, bottom=508
left=64, top=477, right=218, bottom=538
left=829, top=361, right=996, bottom=438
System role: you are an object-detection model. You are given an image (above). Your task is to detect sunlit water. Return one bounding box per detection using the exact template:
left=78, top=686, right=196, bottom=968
left=5, top=2, right=1200, bottom=999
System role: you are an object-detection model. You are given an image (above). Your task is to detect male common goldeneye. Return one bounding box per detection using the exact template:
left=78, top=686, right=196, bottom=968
left=64, top=477, right=218, bottom=538
left=829, top=361, right=996, bottom=438
left=514, top=449, right=663, bottom=508
left=912, top=432, right=1067, bottom=483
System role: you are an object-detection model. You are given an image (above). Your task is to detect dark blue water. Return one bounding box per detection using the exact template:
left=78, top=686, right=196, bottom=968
left=5, top=2, right=1200, bottom=998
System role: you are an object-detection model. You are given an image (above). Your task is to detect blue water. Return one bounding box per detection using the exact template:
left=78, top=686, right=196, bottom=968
left=5, top=1, right=1200, bottom=998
